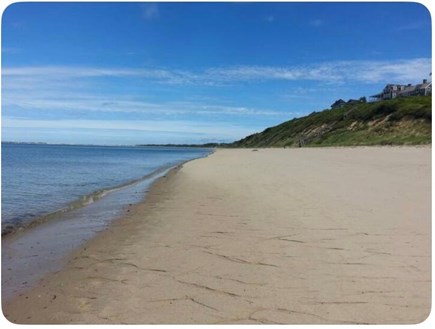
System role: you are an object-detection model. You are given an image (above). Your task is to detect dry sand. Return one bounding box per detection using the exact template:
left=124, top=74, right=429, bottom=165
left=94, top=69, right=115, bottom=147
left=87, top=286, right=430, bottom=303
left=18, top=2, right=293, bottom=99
left=2, top=147, right=431, bottom=324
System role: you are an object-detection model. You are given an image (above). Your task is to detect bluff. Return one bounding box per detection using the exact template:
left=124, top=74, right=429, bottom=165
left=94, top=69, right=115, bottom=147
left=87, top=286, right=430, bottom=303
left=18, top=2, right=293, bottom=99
left=231, top=96, right=431, bottom=147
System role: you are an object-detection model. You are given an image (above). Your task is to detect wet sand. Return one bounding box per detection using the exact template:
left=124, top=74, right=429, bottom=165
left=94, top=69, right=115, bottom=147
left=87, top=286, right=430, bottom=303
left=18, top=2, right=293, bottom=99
left=2, top=147, right=431, bottom=324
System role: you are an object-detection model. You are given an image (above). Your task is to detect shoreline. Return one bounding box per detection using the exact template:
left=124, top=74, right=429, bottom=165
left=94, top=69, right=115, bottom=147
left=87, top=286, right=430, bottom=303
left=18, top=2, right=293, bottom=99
left=2, top=147, right=431, bottom=324
left=2, top=163, right=186, bottom=322
left=2, top=145, right=214, bottom=238
left=1, top=165, right=171, bottom=238
left=1, top=157, right=205, bottom=302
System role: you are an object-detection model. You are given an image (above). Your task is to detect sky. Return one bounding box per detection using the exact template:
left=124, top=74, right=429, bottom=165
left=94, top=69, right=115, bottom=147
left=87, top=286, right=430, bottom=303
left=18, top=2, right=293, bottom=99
left=1, top=1, right=432, bottom=145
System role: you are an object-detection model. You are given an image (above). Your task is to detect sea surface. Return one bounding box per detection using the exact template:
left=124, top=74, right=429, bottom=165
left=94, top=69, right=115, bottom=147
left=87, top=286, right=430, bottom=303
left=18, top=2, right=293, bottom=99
left=1, top=143, right=211, bottom=299
left=1, top=143, right=211, bottom=234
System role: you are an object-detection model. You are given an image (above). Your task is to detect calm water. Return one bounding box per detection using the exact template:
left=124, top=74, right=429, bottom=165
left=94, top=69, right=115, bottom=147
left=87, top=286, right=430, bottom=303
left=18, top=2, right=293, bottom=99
left=1, top=143, right=211, bottom=234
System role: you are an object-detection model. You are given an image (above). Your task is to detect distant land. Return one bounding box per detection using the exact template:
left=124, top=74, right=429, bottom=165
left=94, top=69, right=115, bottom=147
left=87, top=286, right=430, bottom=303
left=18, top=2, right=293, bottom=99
left=136, top=143, right=224, bottom=148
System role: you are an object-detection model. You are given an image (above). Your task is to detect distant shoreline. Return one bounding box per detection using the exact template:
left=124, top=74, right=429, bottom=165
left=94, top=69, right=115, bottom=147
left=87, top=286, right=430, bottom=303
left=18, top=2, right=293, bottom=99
left=1, top=141, right=218, bottom=148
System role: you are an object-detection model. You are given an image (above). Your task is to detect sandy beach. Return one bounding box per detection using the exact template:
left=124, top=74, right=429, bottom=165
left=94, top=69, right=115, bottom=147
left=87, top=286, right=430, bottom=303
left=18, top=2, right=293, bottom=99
left=2, top=147, right=431, bottom=324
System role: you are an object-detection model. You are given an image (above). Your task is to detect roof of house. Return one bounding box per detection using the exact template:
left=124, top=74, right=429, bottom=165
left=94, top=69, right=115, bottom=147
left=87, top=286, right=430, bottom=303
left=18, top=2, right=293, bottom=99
left=370, top=92, right=382, bottom=98
left=330, top=99, right=347, bottom=108
left=419, top=82, right=432, bottom=89
left=398, top=85, right=417, bottom=95
left=331, top=99, right=346, bottom=105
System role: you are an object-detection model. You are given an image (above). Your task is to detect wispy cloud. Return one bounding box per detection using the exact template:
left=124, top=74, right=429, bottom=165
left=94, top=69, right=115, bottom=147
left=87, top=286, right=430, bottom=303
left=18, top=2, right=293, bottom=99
left=3, top=58, right=431, bottom=86
left=2, top=90, right=292, bottom=118
left=2, top=57, right=431, bottom=128
left=2, top=117, right=259, bottom=143
left=3, top=58, right=430, bottom=143
left=2, top=47, right=21, bottom=54
left=10, top=20, right=26, bottom=29
left=2, top=69, right=291, bottom=118
left=2, top=66, right=196, bottom=86
left=308, top=19, right=324, bottom=27
left=2, top=63, right=300, bottom=132
left=201, top=58, right=431, bottom=84
left=354, top=58, right=432, bottom=83
left=141, top=3, right=159, bottom=20
left=396, top=21, right=430, bottom=31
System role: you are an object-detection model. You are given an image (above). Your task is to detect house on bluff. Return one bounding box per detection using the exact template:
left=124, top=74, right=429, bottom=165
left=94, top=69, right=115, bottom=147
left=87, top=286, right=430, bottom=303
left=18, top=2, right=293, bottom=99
left=330, top=97, right=367, bottom=109
left=369, top=79, right=432, bottom=102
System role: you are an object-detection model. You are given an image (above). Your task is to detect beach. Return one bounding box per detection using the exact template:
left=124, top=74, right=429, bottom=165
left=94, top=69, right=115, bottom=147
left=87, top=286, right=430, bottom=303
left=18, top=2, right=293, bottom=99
left=2, top=147, right=431, bottom=324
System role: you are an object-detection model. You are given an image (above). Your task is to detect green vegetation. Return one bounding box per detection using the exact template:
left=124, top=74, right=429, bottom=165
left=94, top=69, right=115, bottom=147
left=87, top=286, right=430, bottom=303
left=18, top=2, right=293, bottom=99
left=230, top=96, right=431, bottom=147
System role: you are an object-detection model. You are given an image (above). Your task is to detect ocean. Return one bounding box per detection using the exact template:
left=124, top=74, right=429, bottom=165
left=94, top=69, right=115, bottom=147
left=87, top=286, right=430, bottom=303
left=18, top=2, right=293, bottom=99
left=1, top=143, right=211, bottom=234
left=1, top=143, right=211, bottom=299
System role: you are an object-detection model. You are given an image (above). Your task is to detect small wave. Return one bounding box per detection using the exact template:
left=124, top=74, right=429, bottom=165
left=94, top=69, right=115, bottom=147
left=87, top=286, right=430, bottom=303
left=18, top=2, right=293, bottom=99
left=1, top=165, right=174, bottom=237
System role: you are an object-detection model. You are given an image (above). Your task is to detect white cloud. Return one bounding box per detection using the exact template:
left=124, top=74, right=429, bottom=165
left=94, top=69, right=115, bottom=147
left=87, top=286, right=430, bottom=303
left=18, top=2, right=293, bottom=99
left=201, top=58, right=431, bottom=84
left=2, top=89, right=292, bottom=118
left=2, top=66, right=182, bottom=80
left=357, top=58, right=432, bottom=83
left=3, top=58, right=430, bottom=144
left=3, top=58, right=431, bottom=86
left=2, top=57, right=430, bottom=127
left=2, top=66, right=295, bottom=118
left=204, top=59, right=429, bottom=84
left=396, top=21, right=430, bottom=31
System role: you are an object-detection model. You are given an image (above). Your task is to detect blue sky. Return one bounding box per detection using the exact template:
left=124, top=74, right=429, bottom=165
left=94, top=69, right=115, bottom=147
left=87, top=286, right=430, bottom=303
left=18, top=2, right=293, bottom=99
left=1, top=1, right=432, bottom=145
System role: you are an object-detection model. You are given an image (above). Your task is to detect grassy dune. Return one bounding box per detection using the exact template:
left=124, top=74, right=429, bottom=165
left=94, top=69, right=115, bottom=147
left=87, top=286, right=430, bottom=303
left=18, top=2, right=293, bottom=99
left=231, top=96, right=431, bottom=147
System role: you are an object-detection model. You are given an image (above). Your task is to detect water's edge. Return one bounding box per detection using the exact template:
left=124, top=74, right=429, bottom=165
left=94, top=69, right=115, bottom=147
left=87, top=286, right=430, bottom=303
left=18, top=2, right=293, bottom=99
left=2, top=151, right=213, bottom=301
left=2, top=164, right=174, bottom=237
